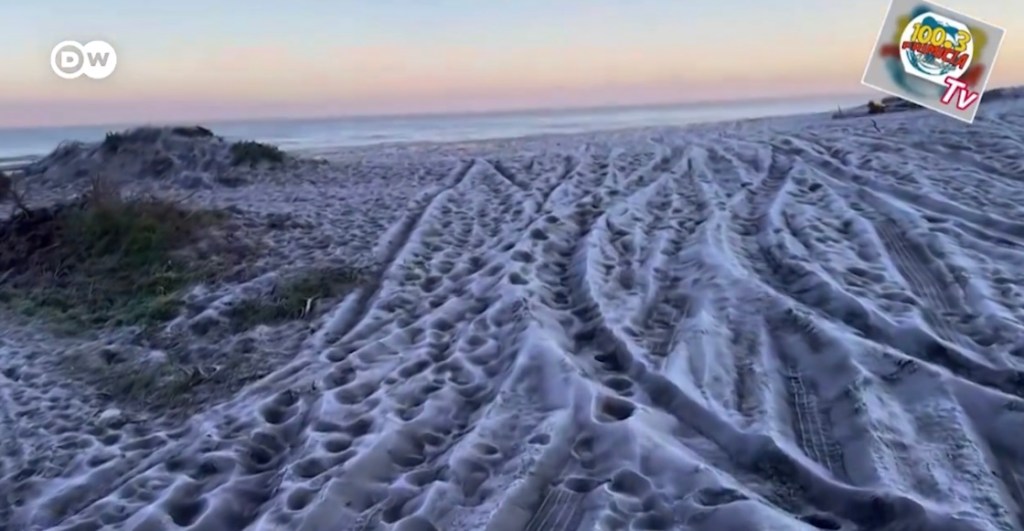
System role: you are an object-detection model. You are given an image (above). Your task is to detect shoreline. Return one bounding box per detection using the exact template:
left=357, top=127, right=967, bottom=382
left=0, top=95, right=870, bottom=164
left=8, top=84, right=1024, bottom=164
left=1, top=109, right=834, bottom=173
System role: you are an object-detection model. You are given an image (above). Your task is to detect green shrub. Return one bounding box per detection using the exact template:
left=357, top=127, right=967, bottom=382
left=171, top=125, right=215, bottom=138
left=102, top=131, right=125, bottom=153
left=0, top=175, right=238, bottom=331
left=229, top=141, right=285, bottom=166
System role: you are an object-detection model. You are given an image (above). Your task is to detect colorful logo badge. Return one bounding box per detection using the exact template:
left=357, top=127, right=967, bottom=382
left=862, top=0, right=1005, bottom=123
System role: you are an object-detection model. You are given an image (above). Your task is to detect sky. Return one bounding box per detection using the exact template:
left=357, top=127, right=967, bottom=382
left=1, top=0, right=1022, bottom=128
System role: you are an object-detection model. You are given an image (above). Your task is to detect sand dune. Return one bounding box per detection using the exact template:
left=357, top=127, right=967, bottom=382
left=4, top=98, right=1024, bottom=531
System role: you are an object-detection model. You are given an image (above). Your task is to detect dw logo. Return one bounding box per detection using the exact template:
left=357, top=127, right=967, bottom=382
left=50, top=40, right=117, bottom=80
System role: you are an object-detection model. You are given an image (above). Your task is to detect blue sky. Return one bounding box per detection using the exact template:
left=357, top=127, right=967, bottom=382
left=2, top=0, right=1021, bottom=127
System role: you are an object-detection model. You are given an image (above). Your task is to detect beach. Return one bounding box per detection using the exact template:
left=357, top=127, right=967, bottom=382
left=2, top=95, right=1024, bottom=531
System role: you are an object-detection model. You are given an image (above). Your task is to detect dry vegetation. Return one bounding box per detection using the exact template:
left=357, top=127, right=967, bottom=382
left=225, top=266, right=366, bottom=331
left=0, top=173, right=250, bottom=333
left=0, top=129, right=371, bottom=415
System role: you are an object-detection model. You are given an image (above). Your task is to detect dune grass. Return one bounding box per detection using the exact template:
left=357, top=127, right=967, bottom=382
left=0, top=175, right=242, bottom=332
left=230, top=140, right=285, bottom=166
left=171, top=125, right=215, bottom=138
left=226, top=266, right=365, bottom=330
left=102, top=131, right=126, bottom=153
left=96, top=359, right=210, bottom=410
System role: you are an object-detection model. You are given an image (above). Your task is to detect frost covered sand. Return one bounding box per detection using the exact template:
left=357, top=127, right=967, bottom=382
left=4, top=98, right=1024, bottom=530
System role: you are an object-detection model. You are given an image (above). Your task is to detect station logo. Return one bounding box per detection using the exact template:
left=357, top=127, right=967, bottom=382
left=50, top=40, right=117, bottom=80
left=862, top=0, right=1004, bottom=123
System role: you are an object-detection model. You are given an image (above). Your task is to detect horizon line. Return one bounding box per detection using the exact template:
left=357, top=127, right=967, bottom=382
left=0, top=90, right=876, bottom=132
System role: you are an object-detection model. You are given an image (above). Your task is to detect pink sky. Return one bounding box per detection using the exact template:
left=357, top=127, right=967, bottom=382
left=3, top=0, right=1021, bottom=128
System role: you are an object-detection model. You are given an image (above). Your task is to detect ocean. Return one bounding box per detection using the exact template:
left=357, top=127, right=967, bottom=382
left=0, top=94, right=866, bottom=166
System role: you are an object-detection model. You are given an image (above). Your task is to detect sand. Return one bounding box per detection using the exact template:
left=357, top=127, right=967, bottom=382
left=3, top=98, right=1024, bottom=531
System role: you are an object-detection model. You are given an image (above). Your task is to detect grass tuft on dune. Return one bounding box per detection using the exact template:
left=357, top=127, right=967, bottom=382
left=0, top=174, right=247, bottom=332
left=0, top=128, right=375, bottom=417
left=229, top=140, right=286, bottom=167
left=226, top=266, right=367, bottom=330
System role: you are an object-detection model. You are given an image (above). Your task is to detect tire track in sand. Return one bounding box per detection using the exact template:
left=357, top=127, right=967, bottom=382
left=719, top=142, right=861, bottom=483
left=471, top=148, right=645, bottom=531
left=485, top=158, right=531, bottom=193
left=540, top=141, right=868, bottom=528
left=319, top=158, right=478, bottom=347
left=768, top=310, right=849, bottom=482
left=770, top=137, right=1024, bottom=397
left=721, top=143, right=799, bottom=433
left=496, top=147, right=701, bottom=530
left=630, top=147, right=712, bottom=372
left=873, top=218, right=969, bottom=349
